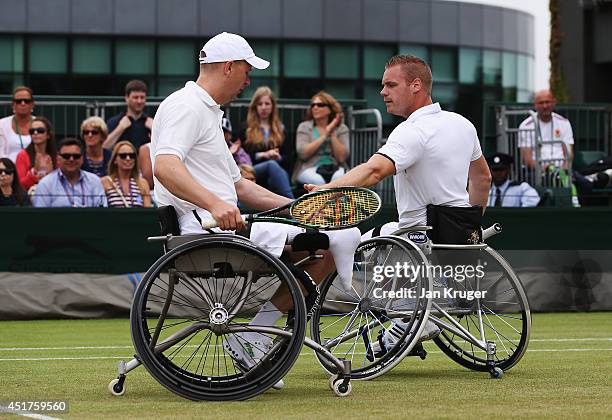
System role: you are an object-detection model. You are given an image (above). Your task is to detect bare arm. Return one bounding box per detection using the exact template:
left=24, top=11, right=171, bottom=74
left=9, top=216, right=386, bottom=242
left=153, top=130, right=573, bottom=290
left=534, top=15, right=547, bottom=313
left=154, top=154, right=243, bottom=230
left=468, top=155, right=492, bottom=212
left=520, top=147, right=536, bottom=169
left=235, top=177, right=292, bottom=211
left=103, top=116, right=131, bottom=150
left=305, top=154, right=395, bottom=191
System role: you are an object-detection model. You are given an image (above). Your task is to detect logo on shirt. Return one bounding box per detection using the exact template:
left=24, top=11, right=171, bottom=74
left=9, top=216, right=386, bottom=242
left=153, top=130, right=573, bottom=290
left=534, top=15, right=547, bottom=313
left=554, top=128, right=561, bottom=138
left=408, top=232, right=428, bottom=243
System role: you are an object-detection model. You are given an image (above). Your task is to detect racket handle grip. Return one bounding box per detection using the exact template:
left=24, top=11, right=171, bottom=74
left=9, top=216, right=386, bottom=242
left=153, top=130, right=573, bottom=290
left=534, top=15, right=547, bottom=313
left=201, top=215, right=248, bottom=230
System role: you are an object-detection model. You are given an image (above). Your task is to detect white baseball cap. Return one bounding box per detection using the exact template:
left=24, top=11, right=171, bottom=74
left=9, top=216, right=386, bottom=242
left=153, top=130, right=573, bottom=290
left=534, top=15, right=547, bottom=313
left=199, top=32, right=270, bottom=70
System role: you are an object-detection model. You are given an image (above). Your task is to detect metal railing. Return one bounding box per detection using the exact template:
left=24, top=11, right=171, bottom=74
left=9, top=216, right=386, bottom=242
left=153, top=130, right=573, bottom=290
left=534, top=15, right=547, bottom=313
left=0, top=95, right=386, bottom=196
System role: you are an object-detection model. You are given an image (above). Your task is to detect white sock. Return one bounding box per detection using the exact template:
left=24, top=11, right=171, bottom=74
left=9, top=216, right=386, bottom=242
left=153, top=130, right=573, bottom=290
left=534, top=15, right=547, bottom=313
left=247, top=301, right=282, bottom=344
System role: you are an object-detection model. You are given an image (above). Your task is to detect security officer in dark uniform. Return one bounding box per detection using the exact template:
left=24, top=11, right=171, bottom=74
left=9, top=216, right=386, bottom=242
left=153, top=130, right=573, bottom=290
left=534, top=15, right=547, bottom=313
left=487, top=153, right=540, bottom=207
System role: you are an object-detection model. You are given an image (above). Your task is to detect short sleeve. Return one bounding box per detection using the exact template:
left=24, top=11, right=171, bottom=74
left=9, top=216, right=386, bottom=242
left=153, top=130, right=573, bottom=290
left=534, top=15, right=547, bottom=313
left=517, top=118, right=535, bottom=148
left=563, top=120, right=574, bottom=145
left=376, top=123, right=426, bottom=173
left=471, top=132, right=483, bottom=162
left=154, top=103, right=202, bottom=160
left=226, top=147, right=241, bottom=183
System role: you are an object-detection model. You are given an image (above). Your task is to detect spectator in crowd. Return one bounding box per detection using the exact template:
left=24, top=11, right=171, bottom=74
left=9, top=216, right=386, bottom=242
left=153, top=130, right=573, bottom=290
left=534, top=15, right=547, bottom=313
left=32, top=138, right=107, bottom=207
left=573, top=156, right=612, bottom=206
left=487, top=153, right=540, bottom=207
left=101, top=141, right=152, bottom=208
left=81, top=117, right=112, bottom=177
left=223, top=117, right=252, bottom=166
left=0, top=158, right=29, bottom=206
left=15, top=117, right=56, bottom=192
left=242, top=86, right=293, bottom=198
left=138, top=143, right=154, bottom=190
left=239, top=164, right=257, bottom=183
left=518, top=90, right=574, bottom=171
left=293, top=90, right=349, bottom=186
left=0, top=86, right=35, bottom=162
left=104, top=80, right=153, bottom=151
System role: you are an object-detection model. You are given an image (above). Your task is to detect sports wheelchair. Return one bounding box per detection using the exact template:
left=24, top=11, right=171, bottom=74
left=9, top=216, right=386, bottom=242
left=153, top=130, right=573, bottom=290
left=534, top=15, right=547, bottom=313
left=310, top=223, right=531, bottom=381
left=108, top=229, right=353, bottom=401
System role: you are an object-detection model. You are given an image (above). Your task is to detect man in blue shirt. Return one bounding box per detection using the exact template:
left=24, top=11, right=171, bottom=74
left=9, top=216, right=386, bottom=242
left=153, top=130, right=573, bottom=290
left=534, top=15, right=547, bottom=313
left=32, top=138, right=107, bottom=208
left=487, top=153, right=540, bottom=207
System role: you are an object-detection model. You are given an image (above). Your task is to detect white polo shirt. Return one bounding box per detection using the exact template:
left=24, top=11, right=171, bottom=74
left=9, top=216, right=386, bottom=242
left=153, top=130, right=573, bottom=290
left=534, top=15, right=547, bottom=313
left=377, top=103, right=482, bottom=227
left=518, top=112, right=574, bottom=163
left=151, top=81, right=241, bottom=230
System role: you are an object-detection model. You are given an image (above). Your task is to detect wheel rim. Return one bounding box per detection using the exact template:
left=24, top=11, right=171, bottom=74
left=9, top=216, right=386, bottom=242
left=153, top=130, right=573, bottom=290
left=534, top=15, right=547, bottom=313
left=131, top=237, right=306, bottom=400
left=432, top=247, right=531, bottom=371
left=311, top=236, right=431, bottom=380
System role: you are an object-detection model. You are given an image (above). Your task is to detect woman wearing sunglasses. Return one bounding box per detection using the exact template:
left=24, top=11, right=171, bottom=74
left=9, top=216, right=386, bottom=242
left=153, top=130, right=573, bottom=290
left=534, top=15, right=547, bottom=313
left=102, top=141, right=152, bottom=207
left=80, top=116, right=112, bottom=177
left=0, top=86, right=35, bottom=162
left=0, top=158, right=29, bottom=206
left=15, top=116, right=56, bottom=192
left=241, top=86, right=294, bottom=198
left=293, top=90, right=349, bottom=186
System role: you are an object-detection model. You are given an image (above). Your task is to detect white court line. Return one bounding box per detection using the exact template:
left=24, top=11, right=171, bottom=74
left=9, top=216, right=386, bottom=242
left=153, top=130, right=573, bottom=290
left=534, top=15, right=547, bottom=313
left=0, top=406, right=62, bottom=420
left=2, top=348, right=612, bottom=362
left=1, top=337, right=611, bottom=351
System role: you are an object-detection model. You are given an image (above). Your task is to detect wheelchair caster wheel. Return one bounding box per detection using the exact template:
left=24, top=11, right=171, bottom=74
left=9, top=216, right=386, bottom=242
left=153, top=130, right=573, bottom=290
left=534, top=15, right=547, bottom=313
left=332, top=379, right=352, bottom=397
left=328, top=374, right=339, bottom=390
left=108, top=378, right=126, bottom=396
left=490, top=367, right=503, bottom=379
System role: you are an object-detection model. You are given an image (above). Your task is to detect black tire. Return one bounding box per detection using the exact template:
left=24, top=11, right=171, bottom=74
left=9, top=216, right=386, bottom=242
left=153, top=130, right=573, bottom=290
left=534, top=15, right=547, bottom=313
left=432, top=246, right=531, bottom=372
left=131, top=235, right=307, bottom=401
left=310, top=236, right=432, bottom=380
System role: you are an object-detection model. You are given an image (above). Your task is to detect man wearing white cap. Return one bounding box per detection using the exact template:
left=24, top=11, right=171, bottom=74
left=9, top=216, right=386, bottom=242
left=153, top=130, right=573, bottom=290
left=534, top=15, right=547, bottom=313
left=150, top=32, right=361, bottom=391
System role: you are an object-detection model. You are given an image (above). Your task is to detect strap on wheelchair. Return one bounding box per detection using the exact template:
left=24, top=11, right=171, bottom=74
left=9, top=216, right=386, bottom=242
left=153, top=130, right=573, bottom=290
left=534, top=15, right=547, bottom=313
left=371, top=225, right=383, bottom=238
left=157, top=206, right=181, bottom=236
left=280, top=255, right=319, bottom=315
left=291, top=229, right=329, bottom=253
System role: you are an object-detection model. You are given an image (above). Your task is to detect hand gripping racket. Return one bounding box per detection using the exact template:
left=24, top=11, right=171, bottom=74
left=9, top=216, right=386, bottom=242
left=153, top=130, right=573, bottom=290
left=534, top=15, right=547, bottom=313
left=202, top=187, right=381, bottom=230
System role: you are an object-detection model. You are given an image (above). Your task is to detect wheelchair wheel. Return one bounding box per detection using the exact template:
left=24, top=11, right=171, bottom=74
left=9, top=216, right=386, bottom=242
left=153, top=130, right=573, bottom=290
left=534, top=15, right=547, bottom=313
left=432, top=246, right=531, bottom=372
left=131, top=235, right=307, bottom=401
left=310, top=236, right=432, bottom=380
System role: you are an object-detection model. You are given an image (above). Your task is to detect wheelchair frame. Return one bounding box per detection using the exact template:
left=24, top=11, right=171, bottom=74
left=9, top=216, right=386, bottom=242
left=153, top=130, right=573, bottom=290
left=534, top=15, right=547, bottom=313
left=109, top=232, right=354, bottom=400
left=310, top=223, right=531, bottom=380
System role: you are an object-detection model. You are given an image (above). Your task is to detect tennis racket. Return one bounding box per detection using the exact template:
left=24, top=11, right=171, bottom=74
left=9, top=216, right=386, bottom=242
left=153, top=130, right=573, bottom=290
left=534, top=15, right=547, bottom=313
left=201, top=187, right=381, bottom=230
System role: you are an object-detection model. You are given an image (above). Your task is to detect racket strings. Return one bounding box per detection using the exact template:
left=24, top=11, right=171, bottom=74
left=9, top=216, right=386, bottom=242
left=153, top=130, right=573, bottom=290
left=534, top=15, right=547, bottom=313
left=291, top=189, right=379, bottom=227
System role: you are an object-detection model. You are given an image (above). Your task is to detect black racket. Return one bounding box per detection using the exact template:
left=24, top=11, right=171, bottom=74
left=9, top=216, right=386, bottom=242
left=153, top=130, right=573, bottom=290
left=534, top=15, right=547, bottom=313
left=202, top=187, right=381, bottom=230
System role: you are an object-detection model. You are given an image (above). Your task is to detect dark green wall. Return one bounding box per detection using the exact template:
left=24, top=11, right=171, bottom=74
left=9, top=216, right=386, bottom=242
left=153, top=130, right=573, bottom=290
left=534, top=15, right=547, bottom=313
left=1, top=207, right=611, bottom=274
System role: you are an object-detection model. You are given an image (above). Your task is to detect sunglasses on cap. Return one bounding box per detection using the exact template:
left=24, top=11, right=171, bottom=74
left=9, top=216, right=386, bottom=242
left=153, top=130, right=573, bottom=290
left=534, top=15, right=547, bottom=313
left=29, top=127, right=47, bottom=135
left=118, top=152, right=137, bottom=160
left=310, top=102, right=329, bottom=109
left=82, top=129, right=100, bottom=136
left=13, top=98, right=33, bottom=105
left=60, top=153, right=82, bottom=160
left=0, top=168, right=15, bottom=175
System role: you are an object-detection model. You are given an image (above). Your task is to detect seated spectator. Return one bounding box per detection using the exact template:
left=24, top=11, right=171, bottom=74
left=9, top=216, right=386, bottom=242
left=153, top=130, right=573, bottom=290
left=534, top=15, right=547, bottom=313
left=239, top=164, right=257, bottom=183
left=223, top=117, right=252, bottom=166
left=101, top=141, right=152, bottom=208
left=0, top=158, right=29, bottom=206
left=487, top=153, right=540, bottom=207
left=0, top=86, right=35, bottom=162
left=81, top=117, right=112, bottom=177
left=573, top=155, right=612, bottom=206
left=293, top=90, right=349, bottom=186
left=138, top=143, right=154, bottom=190
left=15, top=116, right=56, bottom=192
left=242, top=86, right=293, bottom=198
left=32, top=138, right=107, bottom=207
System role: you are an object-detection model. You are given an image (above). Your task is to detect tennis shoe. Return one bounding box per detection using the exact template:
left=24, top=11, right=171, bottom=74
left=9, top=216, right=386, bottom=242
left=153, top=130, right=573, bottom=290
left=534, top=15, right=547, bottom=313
left=223, top=333, right=284, bottom=390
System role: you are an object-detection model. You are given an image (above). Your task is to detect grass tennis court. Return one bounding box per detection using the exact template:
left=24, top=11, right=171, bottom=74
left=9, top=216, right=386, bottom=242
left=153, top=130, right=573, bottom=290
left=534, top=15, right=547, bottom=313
left=1, top=312, right=611, bottom=419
